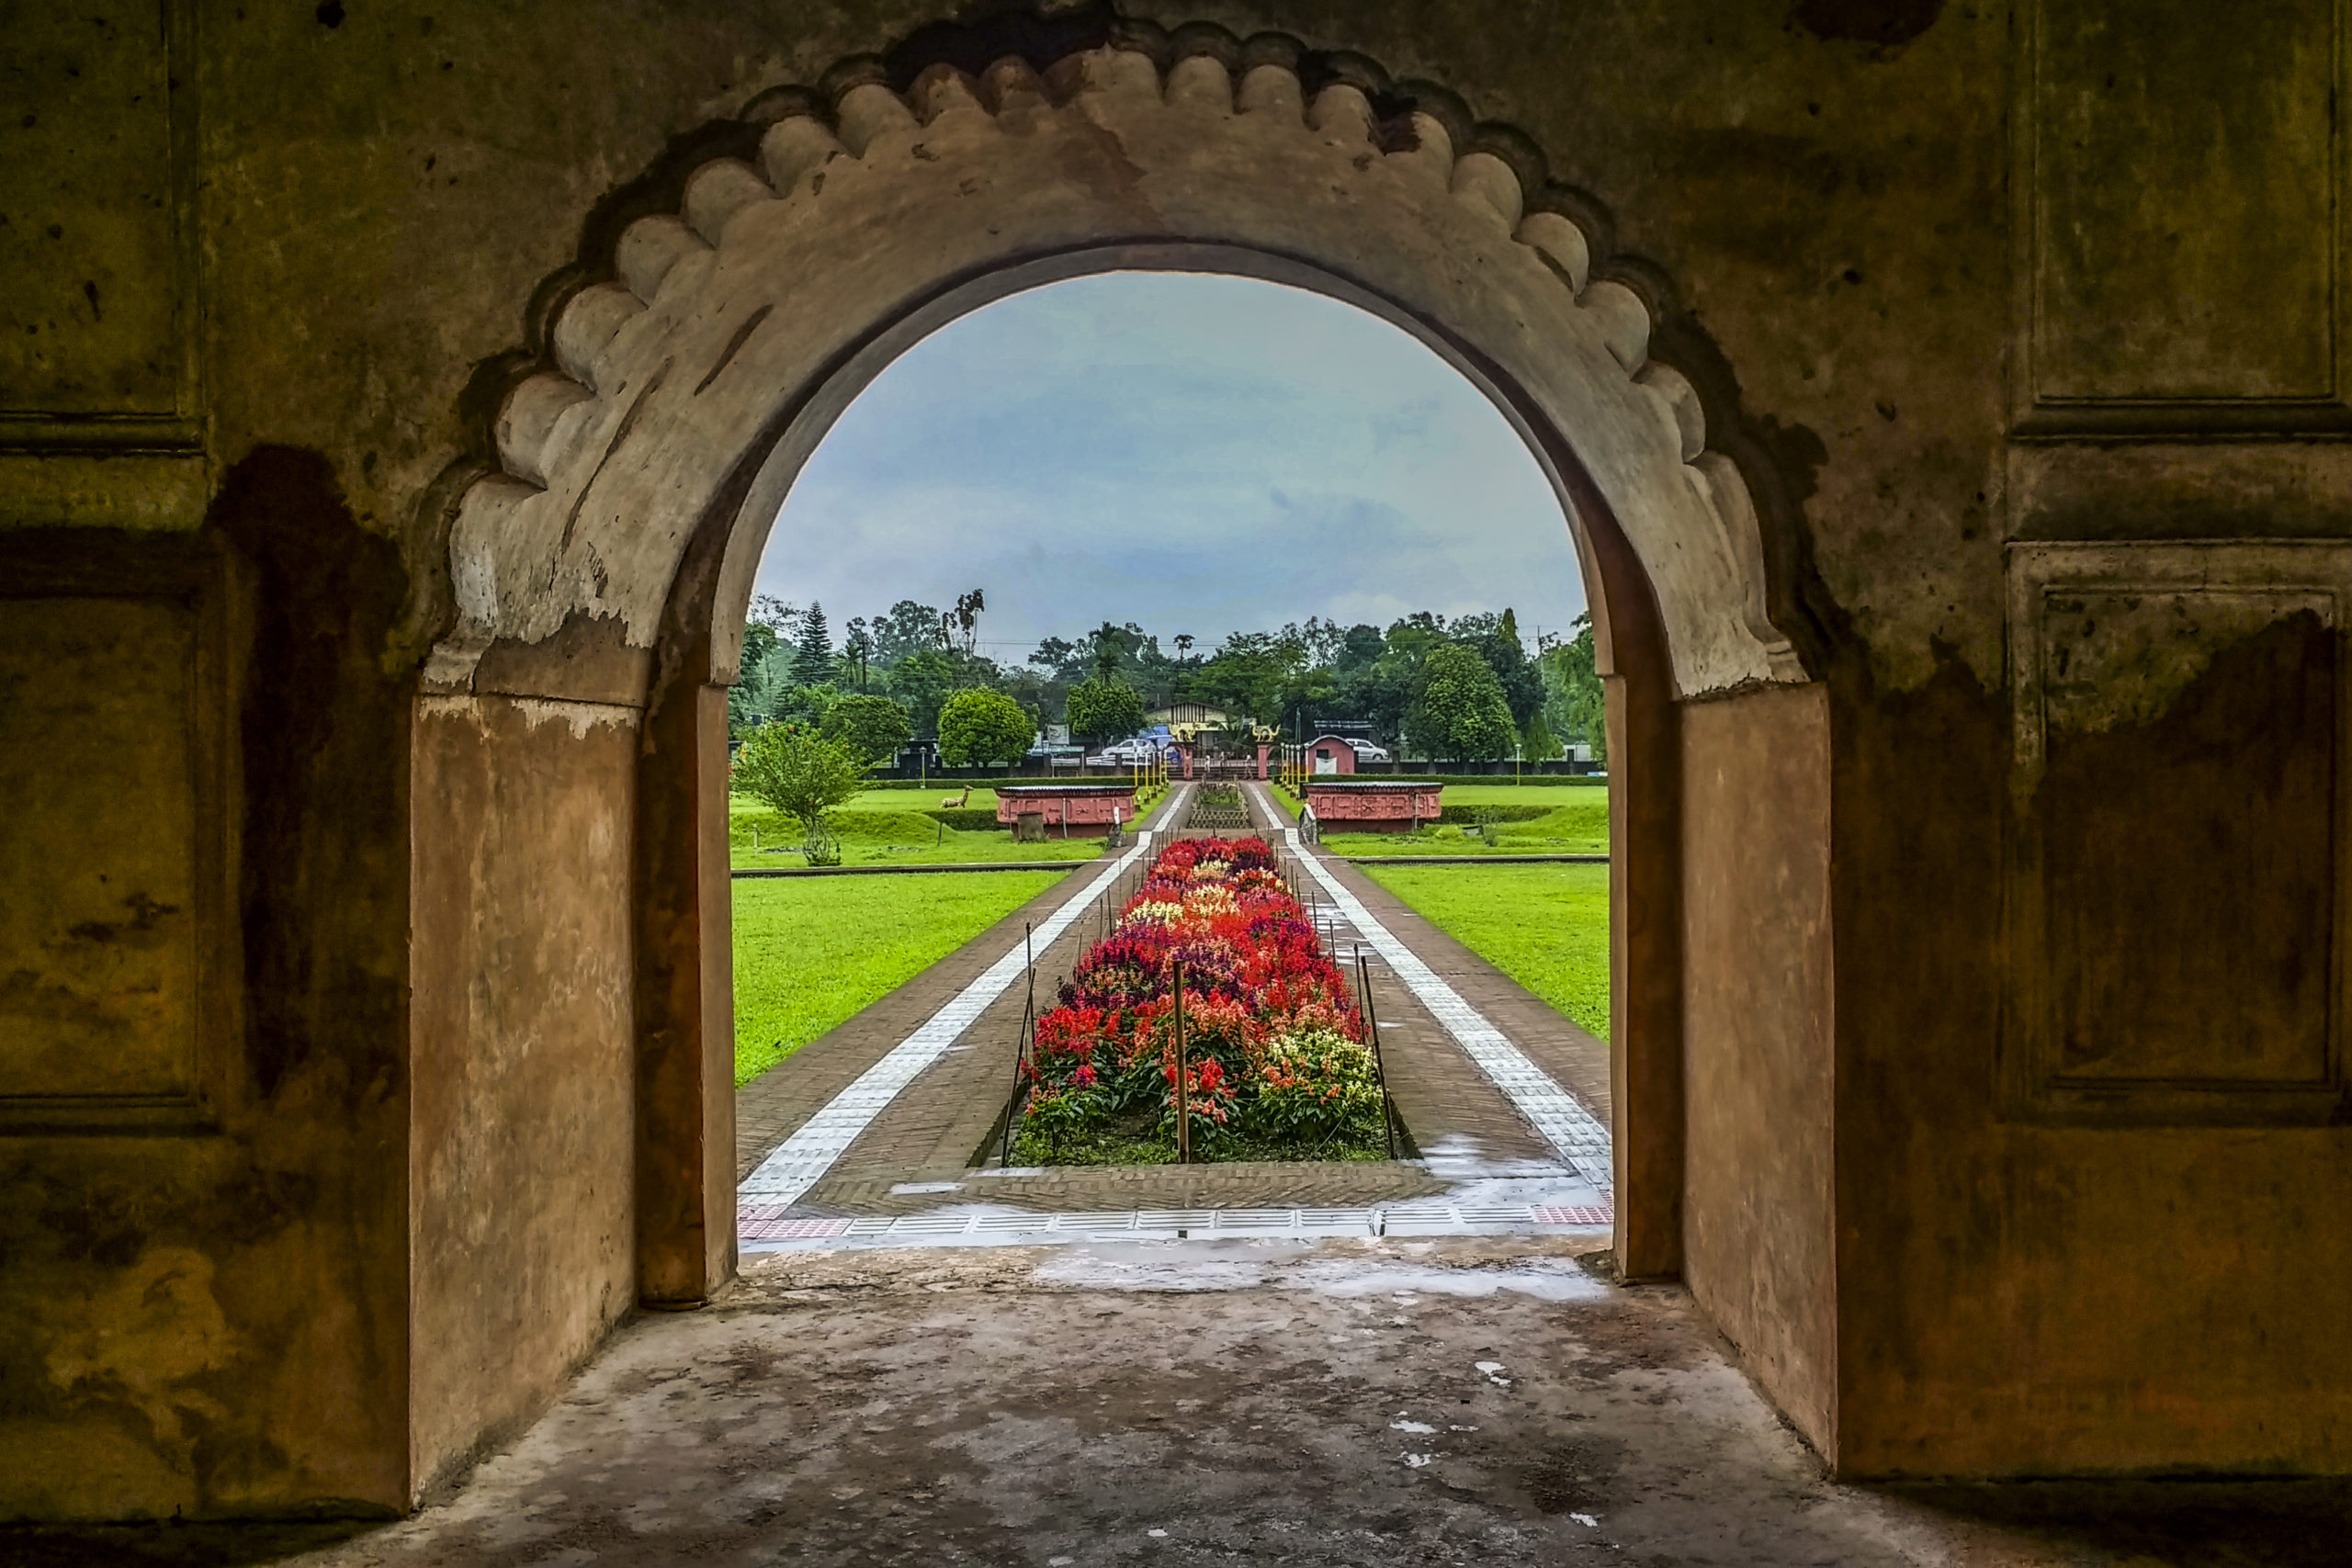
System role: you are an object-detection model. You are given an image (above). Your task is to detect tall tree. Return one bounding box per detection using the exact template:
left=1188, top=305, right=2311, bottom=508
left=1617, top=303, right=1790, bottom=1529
left=873, top=600, right=942, bottom=665
left=1470, top=607, right=1545, bottom=731
left=888, top=648, right=960, bottom=738
left=1542, top=614, right=1606, bottom=761
left=790, top=602, right=833, bottom=686
left=841, top=617, right=876, bottom=691
left=1405, top=642, right=1518, bottom=761
left=946, top=589, right=987, bottom=657
left=1065, top=676, right=1146, bottom=747
left=820, top=692, right=913, bottom=763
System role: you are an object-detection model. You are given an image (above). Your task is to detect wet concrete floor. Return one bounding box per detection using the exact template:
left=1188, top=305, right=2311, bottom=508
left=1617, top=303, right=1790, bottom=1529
left=21, top=1235, right=2346, bottom=1567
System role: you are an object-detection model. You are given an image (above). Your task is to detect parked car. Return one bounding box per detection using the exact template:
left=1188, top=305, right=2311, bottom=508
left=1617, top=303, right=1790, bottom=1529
left=1346, top=740, right=1392, bottom=762
left=1087, top=738, right=1165, bottom=766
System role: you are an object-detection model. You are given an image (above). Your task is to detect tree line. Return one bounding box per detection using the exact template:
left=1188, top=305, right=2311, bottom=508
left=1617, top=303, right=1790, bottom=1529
left=730, top=592, right=1607, bottom=764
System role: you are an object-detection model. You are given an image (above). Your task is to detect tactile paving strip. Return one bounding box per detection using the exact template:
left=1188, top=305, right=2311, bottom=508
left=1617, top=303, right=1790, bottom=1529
left=1276, top=819, right=1615, bottom=1189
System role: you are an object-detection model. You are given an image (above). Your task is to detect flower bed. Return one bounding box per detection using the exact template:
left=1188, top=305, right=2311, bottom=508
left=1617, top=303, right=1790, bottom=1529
left=1010, top=835, right=1391, bottom=1165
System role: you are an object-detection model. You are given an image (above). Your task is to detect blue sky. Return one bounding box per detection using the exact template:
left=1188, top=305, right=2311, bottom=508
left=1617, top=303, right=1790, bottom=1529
left=755, top=272, right=1587, bottom=658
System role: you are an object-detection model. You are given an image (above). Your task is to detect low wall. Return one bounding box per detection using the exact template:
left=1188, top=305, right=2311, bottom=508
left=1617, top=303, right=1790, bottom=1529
left=1304, top=782, right=1443, bottom=835
left=996, top=784, right=1138, bottom=838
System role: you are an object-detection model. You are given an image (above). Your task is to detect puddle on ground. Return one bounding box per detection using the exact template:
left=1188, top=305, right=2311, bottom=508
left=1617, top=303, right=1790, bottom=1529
left=1030, top=1241, right=1610, bottom=1302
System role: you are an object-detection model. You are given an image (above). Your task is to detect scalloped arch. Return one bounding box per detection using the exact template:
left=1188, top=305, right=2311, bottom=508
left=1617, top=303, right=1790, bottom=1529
left=430, top=41, right=1803, bottom=699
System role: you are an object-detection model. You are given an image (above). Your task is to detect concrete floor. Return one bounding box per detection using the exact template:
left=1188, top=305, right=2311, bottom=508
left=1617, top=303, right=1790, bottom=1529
left=18, top=1235, right=2346, bottom=1567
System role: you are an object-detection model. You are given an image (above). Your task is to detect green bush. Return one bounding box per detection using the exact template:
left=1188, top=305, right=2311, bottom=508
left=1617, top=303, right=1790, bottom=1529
left=1435, top=804, right=1548, bottom=825
left=730, top=721, right=869, bottom=840
left=923, top=807, right=1001, bottom=832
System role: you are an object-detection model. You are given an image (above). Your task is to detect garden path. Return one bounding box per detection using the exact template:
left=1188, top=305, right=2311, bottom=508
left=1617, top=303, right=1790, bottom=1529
left=731, top=784, right=1618, bottom=1249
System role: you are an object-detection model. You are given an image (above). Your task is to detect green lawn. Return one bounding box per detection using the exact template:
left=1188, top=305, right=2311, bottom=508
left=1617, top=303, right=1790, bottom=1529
left=1362, top=862, right=1611, bottom=1039
left=729, top=785, right=1176, bottom=869
left=731, top=870, right=1068, bottom=1085
left=1318, top=783, right=1608, bottom=857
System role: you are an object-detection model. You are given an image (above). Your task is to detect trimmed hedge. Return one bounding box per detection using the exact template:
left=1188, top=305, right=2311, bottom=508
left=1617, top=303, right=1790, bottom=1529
left=923, top=807, right=1002, bottom=832
left=1436, top=804, right=1550, bottom=825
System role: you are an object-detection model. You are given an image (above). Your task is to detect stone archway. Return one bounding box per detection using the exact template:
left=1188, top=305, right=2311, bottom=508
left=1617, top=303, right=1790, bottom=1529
left=410, top=32, right=1821, bottom=1443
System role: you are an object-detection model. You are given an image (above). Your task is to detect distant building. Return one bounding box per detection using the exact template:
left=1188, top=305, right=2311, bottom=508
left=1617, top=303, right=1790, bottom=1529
left=1306, top=735, right=1359, bottom=775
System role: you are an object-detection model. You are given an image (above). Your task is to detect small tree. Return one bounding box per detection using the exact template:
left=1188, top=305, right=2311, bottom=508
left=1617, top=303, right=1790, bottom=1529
left=1405, top=642, right=1518, bottom=761
left=731, top=722, right=869, bottom=857
left=1065, top=676, right=1145, bottom=748
left=937, top=688, right=1035, bottom=767
left=821, top=692, right=913, bottom=764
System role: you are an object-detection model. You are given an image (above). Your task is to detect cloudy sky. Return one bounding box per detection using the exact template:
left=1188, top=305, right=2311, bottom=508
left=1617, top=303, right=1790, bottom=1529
left=754, top=272, right=1587, bottom=659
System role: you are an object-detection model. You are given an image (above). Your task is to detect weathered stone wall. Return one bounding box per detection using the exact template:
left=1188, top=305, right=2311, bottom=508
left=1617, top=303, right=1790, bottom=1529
left=407, top=694, right=639, bottom=1498
left=1680, top=684, right=1836, bottom=1460
left=3, top=0, right=2348, bottom=1517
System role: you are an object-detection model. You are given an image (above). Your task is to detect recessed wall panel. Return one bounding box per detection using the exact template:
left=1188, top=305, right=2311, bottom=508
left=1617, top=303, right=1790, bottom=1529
left=2018, top=0, right=2346, bottom=431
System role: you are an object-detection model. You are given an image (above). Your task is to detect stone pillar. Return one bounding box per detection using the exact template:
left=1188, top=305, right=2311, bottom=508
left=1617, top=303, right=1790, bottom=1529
left=634, top=682, right=737, bottom=1306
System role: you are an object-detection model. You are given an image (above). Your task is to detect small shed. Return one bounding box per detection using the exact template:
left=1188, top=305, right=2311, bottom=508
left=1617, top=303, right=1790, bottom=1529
left=1302, top=779, right=1442, bottom=835
left=995, top=782, right=1138, bottom=839
left=1306, top=735, right=1359, bottom=775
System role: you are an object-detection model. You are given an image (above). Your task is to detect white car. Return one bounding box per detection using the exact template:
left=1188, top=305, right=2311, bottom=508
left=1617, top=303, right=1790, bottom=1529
left=1088, top=739, right=1163, bottom=765
left=1346, top=740, right=1392, bottom=763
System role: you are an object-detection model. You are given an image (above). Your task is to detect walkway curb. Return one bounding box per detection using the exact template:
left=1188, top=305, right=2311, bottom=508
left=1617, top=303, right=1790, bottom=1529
left=1338, top=853, right=1609, bottom=865
left=732, top=862, right=1095, bottom=878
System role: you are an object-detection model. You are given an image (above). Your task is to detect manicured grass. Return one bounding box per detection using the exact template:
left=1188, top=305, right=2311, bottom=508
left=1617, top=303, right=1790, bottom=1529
left=728, top=786, right=1178, bottom=869
left=1319, top=782, right=1608, bottom=857
left=1362, top=862, right=1611, bottom=1039
left=731, top=870, right=1067, bottom=1085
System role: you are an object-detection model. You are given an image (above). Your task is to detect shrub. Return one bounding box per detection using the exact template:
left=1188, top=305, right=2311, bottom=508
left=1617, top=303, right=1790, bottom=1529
left=1434, top=804, right=1547, bottom=825
left=730, top=722, right=869, bottom=844
left=923, top=807, right=1001, bottom=832
left=937, top=688, right=1035, bottom=766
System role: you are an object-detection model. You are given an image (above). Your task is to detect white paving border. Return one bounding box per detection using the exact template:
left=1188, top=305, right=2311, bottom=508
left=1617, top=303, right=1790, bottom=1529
left=737, top=784, right=1193, bottom=1205
left=1262, top=793, right=1615, bottom=1189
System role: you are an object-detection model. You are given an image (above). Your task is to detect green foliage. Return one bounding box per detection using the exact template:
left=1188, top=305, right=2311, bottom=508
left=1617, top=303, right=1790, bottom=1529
left=730, top=721, right=869, bottom=837
left=1404, top=642, right=1519, bottom=761
left=731, top=870, right=1066, bottom=1085
left=937, top=687, right=1036, bottom=766
left=1064, top=675, right=1146, bottom=745
left=1541, top=614, right=1607, bottom=761
left=821, top=692, right=914, bottom=763
left=873, top=600, right=944, bottom=663
left=888, top=648, right=961, bottom=737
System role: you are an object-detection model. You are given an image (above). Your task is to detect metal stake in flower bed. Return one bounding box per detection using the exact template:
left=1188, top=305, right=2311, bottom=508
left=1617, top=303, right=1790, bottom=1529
left=997, top=921, right=1037, bottom=1168
left=1173, top=957, right=1189, bottom=1165
left=1355, top=950, right=1398, bottom=1160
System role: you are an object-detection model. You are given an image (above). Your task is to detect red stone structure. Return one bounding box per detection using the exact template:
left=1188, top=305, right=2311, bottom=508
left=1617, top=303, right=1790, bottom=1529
left=994, top=783, right=1139, bottom=838
left=1306, top=735, right=1359, bottom=775
left=1303, top=779, right=1442, bottom=834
